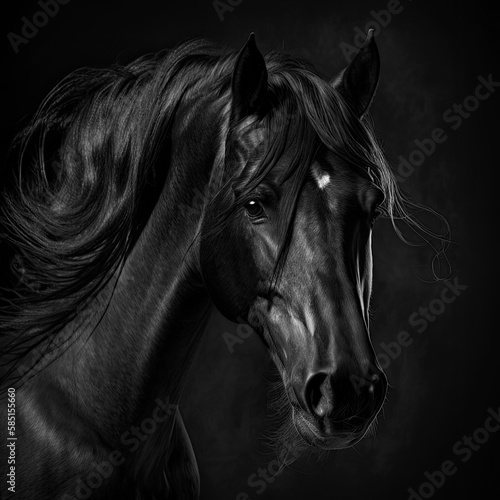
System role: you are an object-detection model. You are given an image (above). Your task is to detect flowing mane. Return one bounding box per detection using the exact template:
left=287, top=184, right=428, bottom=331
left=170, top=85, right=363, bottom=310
left=0, top=40, right=228, bottom=383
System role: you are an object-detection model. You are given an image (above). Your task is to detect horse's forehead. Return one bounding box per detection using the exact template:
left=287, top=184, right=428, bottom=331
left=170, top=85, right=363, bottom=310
left=311, top=164, right=331, bottom=190
left=303, top=158, right=380, bottom=218
left=233, top=125, right=377, bottom=207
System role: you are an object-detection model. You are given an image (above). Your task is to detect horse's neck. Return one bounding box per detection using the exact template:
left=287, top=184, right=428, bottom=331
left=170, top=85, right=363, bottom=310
left=47, top=214, right=210, bottom=435
left=42, top=102, right=219, bottom=442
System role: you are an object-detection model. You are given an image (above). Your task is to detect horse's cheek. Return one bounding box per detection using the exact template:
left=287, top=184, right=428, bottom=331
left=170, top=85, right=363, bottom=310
left=200, top=221, right=258, bottom=320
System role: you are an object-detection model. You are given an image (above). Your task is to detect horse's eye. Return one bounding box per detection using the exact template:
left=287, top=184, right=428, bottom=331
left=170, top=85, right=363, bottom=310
left=244, top=200, right=266, bottom=220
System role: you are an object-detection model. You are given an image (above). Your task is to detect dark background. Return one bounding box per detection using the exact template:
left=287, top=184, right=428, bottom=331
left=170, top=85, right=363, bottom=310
left=3, top=1, right=499, bottom=499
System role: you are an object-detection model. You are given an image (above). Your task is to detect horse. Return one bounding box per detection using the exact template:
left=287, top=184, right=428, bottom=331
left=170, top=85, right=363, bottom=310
left=0, top=30, right=447, bottom=499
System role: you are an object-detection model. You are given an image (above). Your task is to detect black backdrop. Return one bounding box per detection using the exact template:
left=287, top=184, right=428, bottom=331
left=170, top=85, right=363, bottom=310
left=3, top=1, right=500, bottom=499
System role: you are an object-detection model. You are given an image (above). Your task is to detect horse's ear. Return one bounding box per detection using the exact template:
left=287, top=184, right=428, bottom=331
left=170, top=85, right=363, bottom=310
left=230, top=33, right=268, bottom=122
left=331, top=29, right=380, bottom=118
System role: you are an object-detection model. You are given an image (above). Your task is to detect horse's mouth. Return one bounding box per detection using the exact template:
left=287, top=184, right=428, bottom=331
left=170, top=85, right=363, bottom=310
left=292, top=407, right=377, bottom=450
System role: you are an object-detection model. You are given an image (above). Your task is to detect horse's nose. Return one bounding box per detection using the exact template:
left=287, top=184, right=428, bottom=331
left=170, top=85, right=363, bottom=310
left=294, top=367, right=387, bottom=426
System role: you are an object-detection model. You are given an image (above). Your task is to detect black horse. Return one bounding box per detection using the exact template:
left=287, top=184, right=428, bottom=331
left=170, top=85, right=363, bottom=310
left=0, top=31, right=446, bottom=499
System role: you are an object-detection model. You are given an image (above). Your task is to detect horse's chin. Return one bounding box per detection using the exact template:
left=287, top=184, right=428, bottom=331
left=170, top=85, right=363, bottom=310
left=292, top=409, right=370, bottom=451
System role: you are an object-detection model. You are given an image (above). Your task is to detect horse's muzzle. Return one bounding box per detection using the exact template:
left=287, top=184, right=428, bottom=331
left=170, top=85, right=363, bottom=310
left=291, top=367, right=387, bottom=449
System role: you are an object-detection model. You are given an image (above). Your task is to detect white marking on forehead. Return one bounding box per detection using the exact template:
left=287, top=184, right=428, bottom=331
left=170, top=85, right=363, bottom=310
left=312, top=165, right=330, bottom=190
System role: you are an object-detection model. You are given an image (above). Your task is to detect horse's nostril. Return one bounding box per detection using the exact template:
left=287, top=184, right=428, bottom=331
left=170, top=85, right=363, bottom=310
left=307, top=373, right=334, bottom=418
left=293, top=367, right=388, bottom=428
left=298, top=369, right=387, bottom=423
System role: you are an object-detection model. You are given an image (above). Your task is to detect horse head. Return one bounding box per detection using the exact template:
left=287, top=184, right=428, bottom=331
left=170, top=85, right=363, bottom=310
left=200, top=32, right=387, bottom=452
